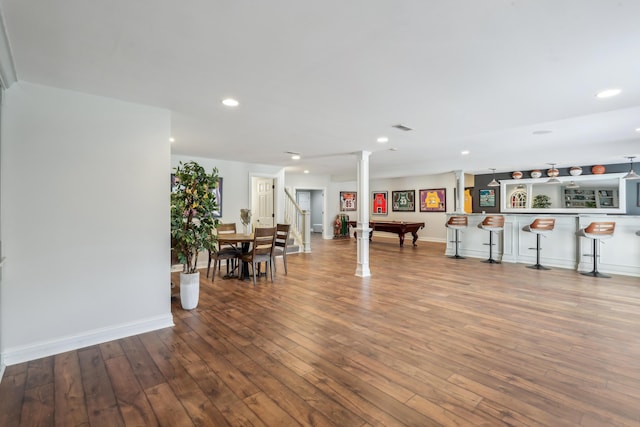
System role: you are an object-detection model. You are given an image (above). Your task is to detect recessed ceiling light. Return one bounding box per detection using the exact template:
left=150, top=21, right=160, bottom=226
left=377, top=136, right=389, bottom=143
left=532, top=130, right=552, bottom=135
left=461, top=150, right=470, bottom=155
left=303, top=170, right=310, bottom=174
left=291, top=154, right=301, bottom=160
left=595, top=88, right=621, bottom=98
left=169, top=137, right=175, bottom=143
left=222, top=98, right=239, bottom=107
left=635, top=127, right=640, bottom=132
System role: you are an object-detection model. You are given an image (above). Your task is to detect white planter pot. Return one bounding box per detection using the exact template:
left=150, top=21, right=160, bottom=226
left=180, top=271, right=200, bottom=310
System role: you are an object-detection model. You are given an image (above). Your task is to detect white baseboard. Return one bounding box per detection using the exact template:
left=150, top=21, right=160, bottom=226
left=1, top=313, right=174, bottom=366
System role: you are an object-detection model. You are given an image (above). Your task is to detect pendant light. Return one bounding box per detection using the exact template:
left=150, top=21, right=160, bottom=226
left=487, top=168, right=500, bottom=187
left=566, top=180, right=580, bottom=189
left=546, top=163, right=561, bottom=184
left=623, top=156, right=640, bottom=179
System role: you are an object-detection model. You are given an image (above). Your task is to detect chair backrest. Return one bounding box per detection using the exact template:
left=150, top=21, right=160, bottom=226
left=216, top=223, right=237, bottom=249
left=447, top=216, right=468, bottom=227
left=217, top=223, right=237, bottom=234
left=275, top=223, right=290, bottom=250
left=251, top=227, right=276, bottom=257
left=482, top=215, right=504, bottom=228
left=584, top=221, right=615, bottom=236
left=530, top=218, right=555, bottom=231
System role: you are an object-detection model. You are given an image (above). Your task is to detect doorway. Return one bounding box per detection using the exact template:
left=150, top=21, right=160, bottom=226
left=296, top=188, right=325, bottom=236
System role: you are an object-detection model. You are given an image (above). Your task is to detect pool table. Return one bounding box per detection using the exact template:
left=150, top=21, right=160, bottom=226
left=348, top=220, right=425, bottom=247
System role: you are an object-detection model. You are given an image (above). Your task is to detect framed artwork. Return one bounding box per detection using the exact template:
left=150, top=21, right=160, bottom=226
left=212, top=177, right=223, bottom=218
left=340, top=191, right=357, bottom=211
left=371, top=191, right=388, bottom=215
left=419, top=188, right=446, bottom=212
left=479, top=189, right=495, bottom=207
left=392, top=190, right=415, bottom=212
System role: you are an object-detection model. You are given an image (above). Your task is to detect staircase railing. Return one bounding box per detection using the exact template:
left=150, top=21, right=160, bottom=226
left=284, top=188, right=311, bottom=253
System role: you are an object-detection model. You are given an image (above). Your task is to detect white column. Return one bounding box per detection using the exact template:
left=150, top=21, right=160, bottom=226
left=455, top=169, right=465, bottom=213
left=355, top=151, right=371, bottom=277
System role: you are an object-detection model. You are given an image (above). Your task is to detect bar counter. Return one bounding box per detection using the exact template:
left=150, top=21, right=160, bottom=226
left=445, top=213, right=640, bottom=277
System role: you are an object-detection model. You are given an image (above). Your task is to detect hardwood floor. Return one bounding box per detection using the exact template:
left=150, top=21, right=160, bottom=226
left=2, top=233, right=640, bottom=426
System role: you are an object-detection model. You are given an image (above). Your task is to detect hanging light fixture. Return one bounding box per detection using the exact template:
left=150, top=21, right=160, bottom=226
left=623, top=156, right=640, bottom=179
left=487, top=168, right=500, bottom=187
left=566, top=180, right=580, bottom=189
left=546, top=163, right=561, bottom=184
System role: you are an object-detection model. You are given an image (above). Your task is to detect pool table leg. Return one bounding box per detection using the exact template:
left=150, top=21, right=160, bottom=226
left=411, top=232, right=419, bottom=246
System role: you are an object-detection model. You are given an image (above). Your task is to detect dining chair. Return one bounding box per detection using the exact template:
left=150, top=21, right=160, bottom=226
left=207, top=223, right=241, bottom=281
left=273, top=223, right=291, bottom=275
left=241, top=227, right=276, bottom=285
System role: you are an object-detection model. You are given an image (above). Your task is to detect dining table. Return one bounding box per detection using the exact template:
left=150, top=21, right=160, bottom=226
left=217, top=232, right=254, bottom=279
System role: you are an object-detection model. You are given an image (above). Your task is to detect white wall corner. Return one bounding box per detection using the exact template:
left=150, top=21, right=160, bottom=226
left=1, top=314, right=174, bottom=366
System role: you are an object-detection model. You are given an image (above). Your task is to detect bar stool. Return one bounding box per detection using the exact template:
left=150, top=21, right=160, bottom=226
left=578, top=221, right=615, bottom=278
left=446, top=216, right=468, bottom=259
left=478, top=215, right=504, bottom=264
left=522, top=218, right=555, bottom=270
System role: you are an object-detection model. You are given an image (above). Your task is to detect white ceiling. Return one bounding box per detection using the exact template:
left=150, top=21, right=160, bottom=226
left=2, top=0, right=639, bottom=180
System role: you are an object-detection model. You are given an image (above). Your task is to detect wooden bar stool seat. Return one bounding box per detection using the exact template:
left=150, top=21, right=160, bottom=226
left=578, top=221, right=615, bottom=278
left=522, top=217, right=555, bottom=270
left=478, top=215, right=504, bottom=264
left=446, top=215, right=468, bottom=259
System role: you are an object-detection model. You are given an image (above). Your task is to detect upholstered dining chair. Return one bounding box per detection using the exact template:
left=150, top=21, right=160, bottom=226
left=241, top=227, right=276, bottom=285
left=273, top=223, right=291, bottom=275
left=208, top=223, right=241, bottom=281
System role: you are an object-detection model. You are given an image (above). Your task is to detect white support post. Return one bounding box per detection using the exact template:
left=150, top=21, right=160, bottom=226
left=455, top=169, right=465, bottom=213
left=355, top=151, right=371, bottom=277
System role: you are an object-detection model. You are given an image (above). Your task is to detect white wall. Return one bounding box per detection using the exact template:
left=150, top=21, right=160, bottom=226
left=1, top=82, right=173, bottom=364
left=286, top=171, right=457, bottom=242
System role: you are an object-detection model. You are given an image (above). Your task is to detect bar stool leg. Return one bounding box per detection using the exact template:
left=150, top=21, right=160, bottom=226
left=450, top=229, right=465, bottom=259
left=527, top=233, right=550, bottom=270
left=581, top=239, right=610, bottom=278
left=482, top=230, right=500, bottom=264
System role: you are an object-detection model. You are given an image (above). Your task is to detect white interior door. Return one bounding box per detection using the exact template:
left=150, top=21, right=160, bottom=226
left=296, top=191, right=311, bottom=229
left=254, top=177, right=274, bottom=227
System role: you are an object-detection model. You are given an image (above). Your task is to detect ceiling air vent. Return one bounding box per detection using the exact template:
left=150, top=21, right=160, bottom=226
left=392, top=123, right=413, bottom=132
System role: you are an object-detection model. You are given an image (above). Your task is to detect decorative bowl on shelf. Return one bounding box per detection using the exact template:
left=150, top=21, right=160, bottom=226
left=530, top=170, right=542, bottom=178
left=512, top=171, right=523, bottom=179
left=591, top=165, right=605, bottom=174
left=569, top=166, right=583, bottom=176
left=547, top=167, right=559, bottom=177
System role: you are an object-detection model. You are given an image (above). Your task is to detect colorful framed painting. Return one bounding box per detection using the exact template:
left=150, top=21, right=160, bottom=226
left=371, top=191, right=388, bottom=215
left=479, top=189, right=495, bottom=207
left=340, top=191, right=357, bottom=211
left=419, top=188, right=446, bottom=212
left=392, top=190, right=415, bottom=212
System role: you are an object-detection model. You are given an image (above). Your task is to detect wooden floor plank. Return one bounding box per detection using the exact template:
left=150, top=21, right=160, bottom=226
left=2, top=234, right=640, bottom=426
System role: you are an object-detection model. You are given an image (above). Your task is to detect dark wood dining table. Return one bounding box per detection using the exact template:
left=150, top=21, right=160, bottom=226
left=217, top=233, right=254, bottom=279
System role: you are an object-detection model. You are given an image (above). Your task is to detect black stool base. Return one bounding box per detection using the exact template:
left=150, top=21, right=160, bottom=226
left=450, top=254, right=465, bottom=259
left=482, top=258, right=500, bottom=264
left=528, top=264, right=550, bottom=270
left=581, top=270, right=611, bottom=278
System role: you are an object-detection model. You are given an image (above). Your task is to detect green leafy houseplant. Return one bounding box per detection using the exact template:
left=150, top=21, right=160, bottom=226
left=532, top=194, right=551, bottom=208
left=171, top=161, right=220, bottom=274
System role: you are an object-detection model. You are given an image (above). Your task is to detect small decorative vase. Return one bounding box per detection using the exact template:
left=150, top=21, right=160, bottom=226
left=512, top=171, right=523, bottom=179
left=530, top=170, right=542, bottom=178
left=180, top=271, right=200, bottom=310
left=591, top=165, right=605, bottom=174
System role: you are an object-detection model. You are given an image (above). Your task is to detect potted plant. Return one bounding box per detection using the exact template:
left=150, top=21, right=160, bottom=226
left=532, top=194, right=551, bottom=208
left=171, top=161, right=220, bottom=309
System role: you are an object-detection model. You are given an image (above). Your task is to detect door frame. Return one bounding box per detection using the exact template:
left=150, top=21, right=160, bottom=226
left=293, top=186, right=328, bottom=239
